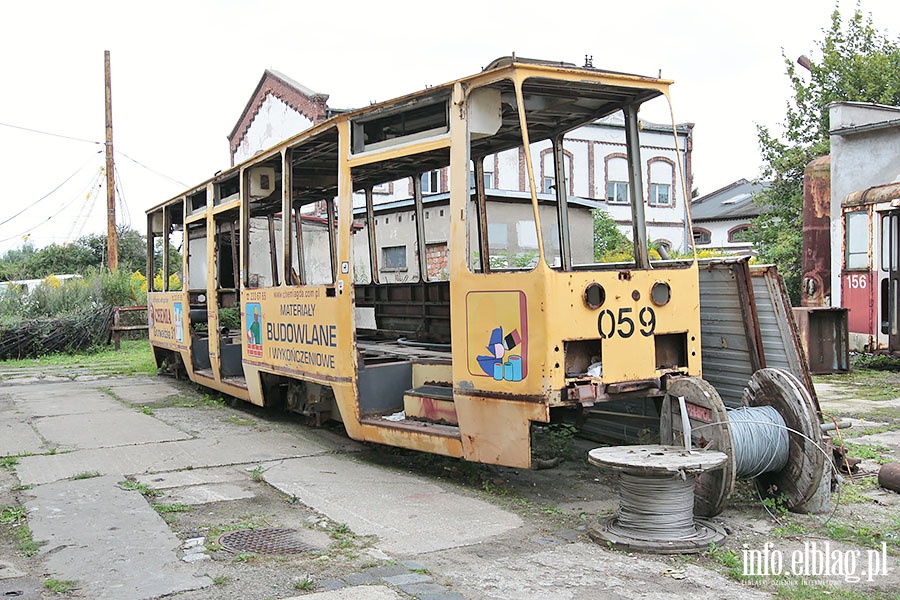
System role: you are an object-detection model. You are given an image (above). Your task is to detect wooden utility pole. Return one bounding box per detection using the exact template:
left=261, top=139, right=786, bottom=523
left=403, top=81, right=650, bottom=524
left=104, top=50, right=118, bottom=270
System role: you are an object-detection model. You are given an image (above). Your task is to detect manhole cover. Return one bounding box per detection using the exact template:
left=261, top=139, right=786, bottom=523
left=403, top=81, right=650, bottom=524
left=216, top=528, right=323, bottom=555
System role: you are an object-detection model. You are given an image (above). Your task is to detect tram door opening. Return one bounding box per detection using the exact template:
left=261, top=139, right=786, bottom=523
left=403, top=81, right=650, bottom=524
left=882, top=211, right=900, bottom=351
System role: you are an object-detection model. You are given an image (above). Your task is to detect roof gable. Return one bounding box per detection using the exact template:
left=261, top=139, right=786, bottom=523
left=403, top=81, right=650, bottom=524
left=691, top=178, right=771, bottom=221
left=228, top=70, right=330, bottom=163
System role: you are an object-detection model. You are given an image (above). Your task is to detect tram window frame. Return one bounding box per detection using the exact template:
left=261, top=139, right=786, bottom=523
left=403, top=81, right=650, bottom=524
left=243, top=161, right=284, bottom=289
left=161, top=202, right=184, bottom=292
left=845, top=210, right=869, bottom=270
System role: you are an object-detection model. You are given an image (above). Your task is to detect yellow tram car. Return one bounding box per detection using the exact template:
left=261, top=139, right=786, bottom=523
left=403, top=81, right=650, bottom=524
left=146, top=57, right=700, bottom=469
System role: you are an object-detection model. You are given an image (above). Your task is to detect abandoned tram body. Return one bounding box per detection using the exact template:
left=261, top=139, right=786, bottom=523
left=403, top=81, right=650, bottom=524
left=146, top=58, right=701, bottom=469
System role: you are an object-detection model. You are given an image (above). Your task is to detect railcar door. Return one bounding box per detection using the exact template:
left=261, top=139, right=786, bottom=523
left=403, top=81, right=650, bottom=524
left=881, top=211, right=900, bottom=352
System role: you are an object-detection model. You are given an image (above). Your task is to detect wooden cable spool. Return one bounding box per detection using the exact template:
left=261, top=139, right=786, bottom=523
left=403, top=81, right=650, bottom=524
left=661, top=368, right=825, bottom=517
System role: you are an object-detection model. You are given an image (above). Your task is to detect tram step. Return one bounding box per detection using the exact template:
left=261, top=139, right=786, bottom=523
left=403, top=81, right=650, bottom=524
left=412, top=360, right=453, bottom=388
left=404, top=385, right=458, bottom=425
left=359, top=416, right=460, bottom=439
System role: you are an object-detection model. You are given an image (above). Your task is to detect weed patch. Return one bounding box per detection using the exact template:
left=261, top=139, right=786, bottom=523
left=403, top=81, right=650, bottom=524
left=43, top=579, right=78, bottom=594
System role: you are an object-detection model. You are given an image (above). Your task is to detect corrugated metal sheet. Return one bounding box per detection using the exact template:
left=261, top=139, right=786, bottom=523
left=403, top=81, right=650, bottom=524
left=698, top=264, right=756, bottom=407
left=697, top=260, right=818, bottom=411
left=750, top=266, right=820, bottom=411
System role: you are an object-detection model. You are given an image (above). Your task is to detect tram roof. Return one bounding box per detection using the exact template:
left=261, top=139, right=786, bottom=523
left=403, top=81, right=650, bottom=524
left=149, top=57, right=672, bottom=215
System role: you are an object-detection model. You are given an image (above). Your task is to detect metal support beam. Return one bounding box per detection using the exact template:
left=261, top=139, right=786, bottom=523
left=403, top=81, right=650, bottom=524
left=624, top=103, right=649, bottom=269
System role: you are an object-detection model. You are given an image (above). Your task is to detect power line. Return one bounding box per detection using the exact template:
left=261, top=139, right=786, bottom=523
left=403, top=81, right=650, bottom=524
left=116, top=150, right=188, bottom=187
left=0, top=120, right=188, bottom=188
left=0, top=151, right=103, bottom=228
left=113, top=164, right=131, bottom=229
left=0, top=121, right=103, bottom=146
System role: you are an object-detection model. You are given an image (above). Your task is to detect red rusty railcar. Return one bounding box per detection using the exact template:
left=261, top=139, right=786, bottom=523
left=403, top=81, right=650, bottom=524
left=841, top=182, right=900, bottom=352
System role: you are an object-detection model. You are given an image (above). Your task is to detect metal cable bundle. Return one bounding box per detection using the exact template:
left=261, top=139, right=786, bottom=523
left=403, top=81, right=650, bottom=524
left=610, top=473, right=699, bottom=541
left=727, top=405, right=790, bottom=477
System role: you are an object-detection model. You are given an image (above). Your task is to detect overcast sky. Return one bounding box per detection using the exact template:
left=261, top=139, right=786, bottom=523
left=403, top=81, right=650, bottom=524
left=1, top=0, right=898, bottom=255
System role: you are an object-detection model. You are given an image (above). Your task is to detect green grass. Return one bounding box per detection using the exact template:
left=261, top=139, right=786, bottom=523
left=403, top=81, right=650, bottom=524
left=225, top=416, right=255, bottom=426
left=1, top=456, right=19, bottom=470
left=120, top=480, right=161, bottom=497
left=815, top=366, right=900, bottom=402
left=1, top=504, right=44, bottom=556
left=151, top=502, right=191, bottom=514
left=43, top=579, right=77, bottom=594
left=249, top=465, right=266, bottom=481
left=773, top=580, right=899, bottom=599
left=0, top=338, right=157, bottom=376
left=70, top=471, right=102, bottom=480
left=292, top=576, right=315, bottom=591
left=843, top=442, right=894, bottom=464
left=703, top=542, right=748, bottom=581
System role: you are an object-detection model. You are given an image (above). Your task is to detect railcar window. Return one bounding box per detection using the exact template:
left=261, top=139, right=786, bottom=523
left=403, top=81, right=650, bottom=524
left=845, top=210, right=869, bottom=270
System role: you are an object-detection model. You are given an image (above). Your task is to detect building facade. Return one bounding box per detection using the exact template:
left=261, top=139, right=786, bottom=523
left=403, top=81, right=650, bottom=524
left=690, top=178, right=770, bottom=254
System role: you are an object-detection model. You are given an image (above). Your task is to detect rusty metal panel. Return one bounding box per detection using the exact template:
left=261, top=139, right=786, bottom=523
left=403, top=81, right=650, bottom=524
left=697, top=260, right=760, bottom=407
left=792, top=307, right=850, bottom=374
left=801, top=155, right=832, bottom=307
left=750, top=266, right=821, bottom=413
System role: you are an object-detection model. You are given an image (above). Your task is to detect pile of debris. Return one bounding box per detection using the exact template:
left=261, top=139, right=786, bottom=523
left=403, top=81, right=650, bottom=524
left=0, top=305, right=114, bottom=360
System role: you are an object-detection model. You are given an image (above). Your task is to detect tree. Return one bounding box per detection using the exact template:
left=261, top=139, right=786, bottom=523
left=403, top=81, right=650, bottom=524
left=592, top=209, right=631, bottom=261
left=0, top=226, right=152, bottom=280
left=749, top=5, right=900, bottom=304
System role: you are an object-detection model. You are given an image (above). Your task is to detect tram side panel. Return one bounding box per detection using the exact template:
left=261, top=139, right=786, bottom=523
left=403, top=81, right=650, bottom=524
left=148, top=291, right=191, bottom=374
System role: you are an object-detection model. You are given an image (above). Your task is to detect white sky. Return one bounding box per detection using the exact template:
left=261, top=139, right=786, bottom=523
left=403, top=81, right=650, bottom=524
left=1, top=0, right=898, bottom=255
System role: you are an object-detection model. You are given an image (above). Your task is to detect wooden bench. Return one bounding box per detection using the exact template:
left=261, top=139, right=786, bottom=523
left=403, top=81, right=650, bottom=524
left=111, top=305, right=149, bottom=350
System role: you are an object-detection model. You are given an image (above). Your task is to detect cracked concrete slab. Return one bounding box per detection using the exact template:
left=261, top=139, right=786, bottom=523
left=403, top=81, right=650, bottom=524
left=159, top=482, right=256, bottom=505
left=133, top=465, right=247, bottom=489
left=16, top=431, right=328, bottom=485
left=33, top=410, right=192, bottom=449
left=26, top=475, right=211, bottom=600
left=103, top=379, right=186, bottom=405
left=0, top=420, right=44, bottom=456
left=11, top=392, right=121, bottom=418
left=263, top=455, right=523, bottom=555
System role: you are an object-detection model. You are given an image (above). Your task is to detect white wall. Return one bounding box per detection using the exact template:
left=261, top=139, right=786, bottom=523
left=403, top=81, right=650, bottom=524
left=829, top=102, right=900, bottom=305
left=233, top=94, right=314, bottom=164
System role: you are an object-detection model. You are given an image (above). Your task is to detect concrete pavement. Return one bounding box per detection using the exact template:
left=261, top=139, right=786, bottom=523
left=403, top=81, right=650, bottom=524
left=1, top=375, right=774, bottom=600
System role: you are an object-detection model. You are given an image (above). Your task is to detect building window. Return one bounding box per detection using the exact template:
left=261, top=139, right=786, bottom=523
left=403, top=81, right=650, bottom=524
left=382, top=245, right=407, bottom=270
left=468, top=169, right=494, bottom=189
left=605, top=155, right=629, bottom=204
left=693, top=228, right=711, bottom=246
left=649, top=183, right=671, bottom=206
left=542, top=176, right=555, bottom=194
left=845, top=210, right=868, bottom=269
left=648, top=158, right=675, bottom=207
left=728, top=225, right=751, bottom=243
left=607, top=181, right=629, bottom=204
left=421, top=170, right=440, bottom=194
left=654, top=239, right=672, bottom=253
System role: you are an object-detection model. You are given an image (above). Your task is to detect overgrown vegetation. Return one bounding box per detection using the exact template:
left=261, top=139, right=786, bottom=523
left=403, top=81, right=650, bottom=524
left=43, top=578, right=78, bottom=595
left=0, top=504, right=43, bottom=557
left=748, top=5, right=900, bottom=303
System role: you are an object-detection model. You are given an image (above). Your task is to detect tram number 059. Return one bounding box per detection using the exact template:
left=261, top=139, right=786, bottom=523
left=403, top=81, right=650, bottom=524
left=597, top=307, right=656, bottom=339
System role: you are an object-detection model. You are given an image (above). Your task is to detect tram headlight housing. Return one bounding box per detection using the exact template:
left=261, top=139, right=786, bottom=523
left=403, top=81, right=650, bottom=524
left=651, top=281, right=671, bottom=306
left=584, top=282, right=605, bottom=309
